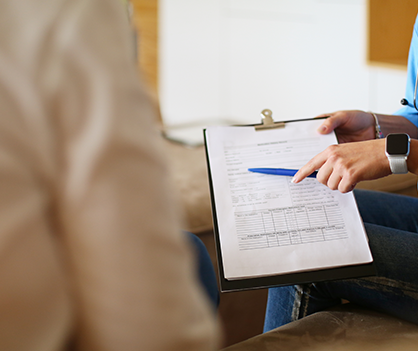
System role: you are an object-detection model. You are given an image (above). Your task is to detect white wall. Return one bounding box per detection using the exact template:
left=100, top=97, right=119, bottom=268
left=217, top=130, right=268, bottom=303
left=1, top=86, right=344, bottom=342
left=159, top=0, right=408, bottom=128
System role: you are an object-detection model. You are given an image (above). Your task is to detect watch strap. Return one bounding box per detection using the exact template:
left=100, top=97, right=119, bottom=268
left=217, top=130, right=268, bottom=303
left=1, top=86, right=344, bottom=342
left=387, top=156, right=408, bottom=174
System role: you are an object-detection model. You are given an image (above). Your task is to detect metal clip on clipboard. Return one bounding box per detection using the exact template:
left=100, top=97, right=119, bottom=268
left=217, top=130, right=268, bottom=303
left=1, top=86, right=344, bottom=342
left=255, top=109, right=285, bottom=131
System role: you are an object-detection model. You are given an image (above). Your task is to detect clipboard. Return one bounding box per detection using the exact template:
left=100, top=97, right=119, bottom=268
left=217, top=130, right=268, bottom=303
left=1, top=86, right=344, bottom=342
left=204, top=109, right=375, bottom=293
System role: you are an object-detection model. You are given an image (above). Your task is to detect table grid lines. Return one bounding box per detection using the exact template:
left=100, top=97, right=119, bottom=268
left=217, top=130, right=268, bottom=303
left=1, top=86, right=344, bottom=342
left=236, top=203, right=347, bottom=250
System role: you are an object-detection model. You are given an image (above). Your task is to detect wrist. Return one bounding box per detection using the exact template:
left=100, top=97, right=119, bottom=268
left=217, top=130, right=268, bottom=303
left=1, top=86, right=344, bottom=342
left=407, top=139, right=418, bottom=174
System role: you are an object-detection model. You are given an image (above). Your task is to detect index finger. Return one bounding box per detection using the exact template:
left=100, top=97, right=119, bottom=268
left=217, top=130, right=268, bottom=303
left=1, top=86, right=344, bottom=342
left=291, top=154, right=326, bottom=184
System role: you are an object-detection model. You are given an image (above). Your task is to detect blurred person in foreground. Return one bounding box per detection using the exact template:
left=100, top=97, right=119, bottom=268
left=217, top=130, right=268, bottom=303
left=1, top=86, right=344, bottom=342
left=0, top=0, right=219, bottom=350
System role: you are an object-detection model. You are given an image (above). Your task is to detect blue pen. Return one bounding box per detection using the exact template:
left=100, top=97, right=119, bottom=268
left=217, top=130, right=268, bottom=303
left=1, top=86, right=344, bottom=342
left=248, top=168, right=317, bottom=178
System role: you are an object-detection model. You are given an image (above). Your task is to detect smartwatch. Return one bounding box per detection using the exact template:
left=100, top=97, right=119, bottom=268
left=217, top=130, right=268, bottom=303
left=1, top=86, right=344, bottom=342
left=385, top=133, right=411, bottom=174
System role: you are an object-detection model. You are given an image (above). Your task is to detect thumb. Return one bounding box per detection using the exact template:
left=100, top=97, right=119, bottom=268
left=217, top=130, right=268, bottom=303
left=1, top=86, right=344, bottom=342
left=317, top=115, right=343, bottom=134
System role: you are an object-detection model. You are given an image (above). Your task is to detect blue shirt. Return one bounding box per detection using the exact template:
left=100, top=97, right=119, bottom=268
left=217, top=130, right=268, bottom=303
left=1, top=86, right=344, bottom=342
left=394, top=15, right=418, bottom=127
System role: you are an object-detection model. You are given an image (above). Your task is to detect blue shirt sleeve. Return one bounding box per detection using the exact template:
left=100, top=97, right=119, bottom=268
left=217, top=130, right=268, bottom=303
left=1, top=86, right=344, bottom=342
left=393, top=14, right=418, bottom=127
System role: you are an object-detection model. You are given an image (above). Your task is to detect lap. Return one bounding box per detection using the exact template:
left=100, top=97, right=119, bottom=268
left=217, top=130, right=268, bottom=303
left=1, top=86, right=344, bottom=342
left=353, top=189, right=418, bottom=233
left=265, top=190, right=418, bottom=330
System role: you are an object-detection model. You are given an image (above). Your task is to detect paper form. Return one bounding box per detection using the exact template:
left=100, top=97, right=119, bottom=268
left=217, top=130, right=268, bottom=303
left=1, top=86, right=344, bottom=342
left=205, top=119, right=373, bottom=280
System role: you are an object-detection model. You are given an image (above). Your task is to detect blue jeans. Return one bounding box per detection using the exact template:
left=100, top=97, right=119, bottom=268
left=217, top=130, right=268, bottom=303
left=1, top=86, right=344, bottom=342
left=187, top=232, right=219, bottom=310
left=264, top=189, right=418, bottom=332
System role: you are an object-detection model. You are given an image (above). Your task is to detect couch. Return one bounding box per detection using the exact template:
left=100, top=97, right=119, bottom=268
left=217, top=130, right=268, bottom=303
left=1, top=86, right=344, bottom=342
left=163, top=137, right=418, bottom=349
left=222, top=304, right=418, bottom=351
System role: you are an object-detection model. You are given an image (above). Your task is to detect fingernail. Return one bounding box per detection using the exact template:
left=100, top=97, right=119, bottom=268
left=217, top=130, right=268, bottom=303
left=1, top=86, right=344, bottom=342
left=318, top=126, right=326, bottom=133
left=291, top=177, right=297, bottom=183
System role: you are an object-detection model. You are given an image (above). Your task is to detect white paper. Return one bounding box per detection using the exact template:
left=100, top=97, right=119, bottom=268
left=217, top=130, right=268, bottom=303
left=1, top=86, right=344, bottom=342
left=205, top=119, right=373, bottom=280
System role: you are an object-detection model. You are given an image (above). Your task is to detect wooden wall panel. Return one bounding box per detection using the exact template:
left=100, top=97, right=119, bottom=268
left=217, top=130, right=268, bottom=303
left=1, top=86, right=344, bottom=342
left=369, top=0, right=418, bottom=67
left=130, top=0, right=159, bottom=95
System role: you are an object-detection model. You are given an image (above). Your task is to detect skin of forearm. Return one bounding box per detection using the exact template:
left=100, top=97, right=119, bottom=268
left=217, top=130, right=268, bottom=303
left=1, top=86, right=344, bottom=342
left=375, top=113, right=418, bottom=139
left=407, top=139, right=418, bottom=175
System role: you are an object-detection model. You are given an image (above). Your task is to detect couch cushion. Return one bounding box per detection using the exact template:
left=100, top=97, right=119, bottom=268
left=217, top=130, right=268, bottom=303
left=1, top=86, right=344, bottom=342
left=355, top=173, right=418, bottom=195
left=221, top=304, right=418, bottom=351
left=163, top=139, right=213, bottom=234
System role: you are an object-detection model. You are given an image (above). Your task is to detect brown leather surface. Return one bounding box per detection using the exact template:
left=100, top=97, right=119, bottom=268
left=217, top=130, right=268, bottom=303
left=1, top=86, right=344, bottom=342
left=163, top=139, right=214, bottom=234
left=221, top=304, right=418, bottom=351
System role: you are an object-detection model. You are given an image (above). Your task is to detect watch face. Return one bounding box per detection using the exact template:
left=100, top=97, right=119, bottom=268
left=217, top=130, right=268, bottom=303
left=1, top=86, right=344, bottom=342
left=386, top=133, right=410, bottom=155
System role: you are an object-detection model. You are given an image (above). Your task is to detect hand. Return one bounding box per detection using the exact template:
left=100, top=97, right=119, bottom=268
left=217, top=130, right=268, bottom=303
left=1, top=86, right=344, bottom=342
left=316, top=110, right=376, bottom=143
left=292, top=139, right=390, bottom=193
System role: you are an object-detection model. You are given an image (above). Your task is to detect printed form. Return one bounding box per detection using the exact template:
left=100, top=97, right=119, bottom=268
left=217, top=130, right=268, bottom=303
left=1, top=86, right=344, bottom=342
left=205, top=119, right=373, bottom=280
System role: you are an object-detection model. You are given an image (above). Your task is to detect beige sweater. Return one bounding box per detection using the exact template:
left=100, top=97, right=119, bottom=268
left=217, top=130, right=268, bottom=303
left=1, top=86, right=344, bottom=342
left=0, top=0, right=219, bottom=350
